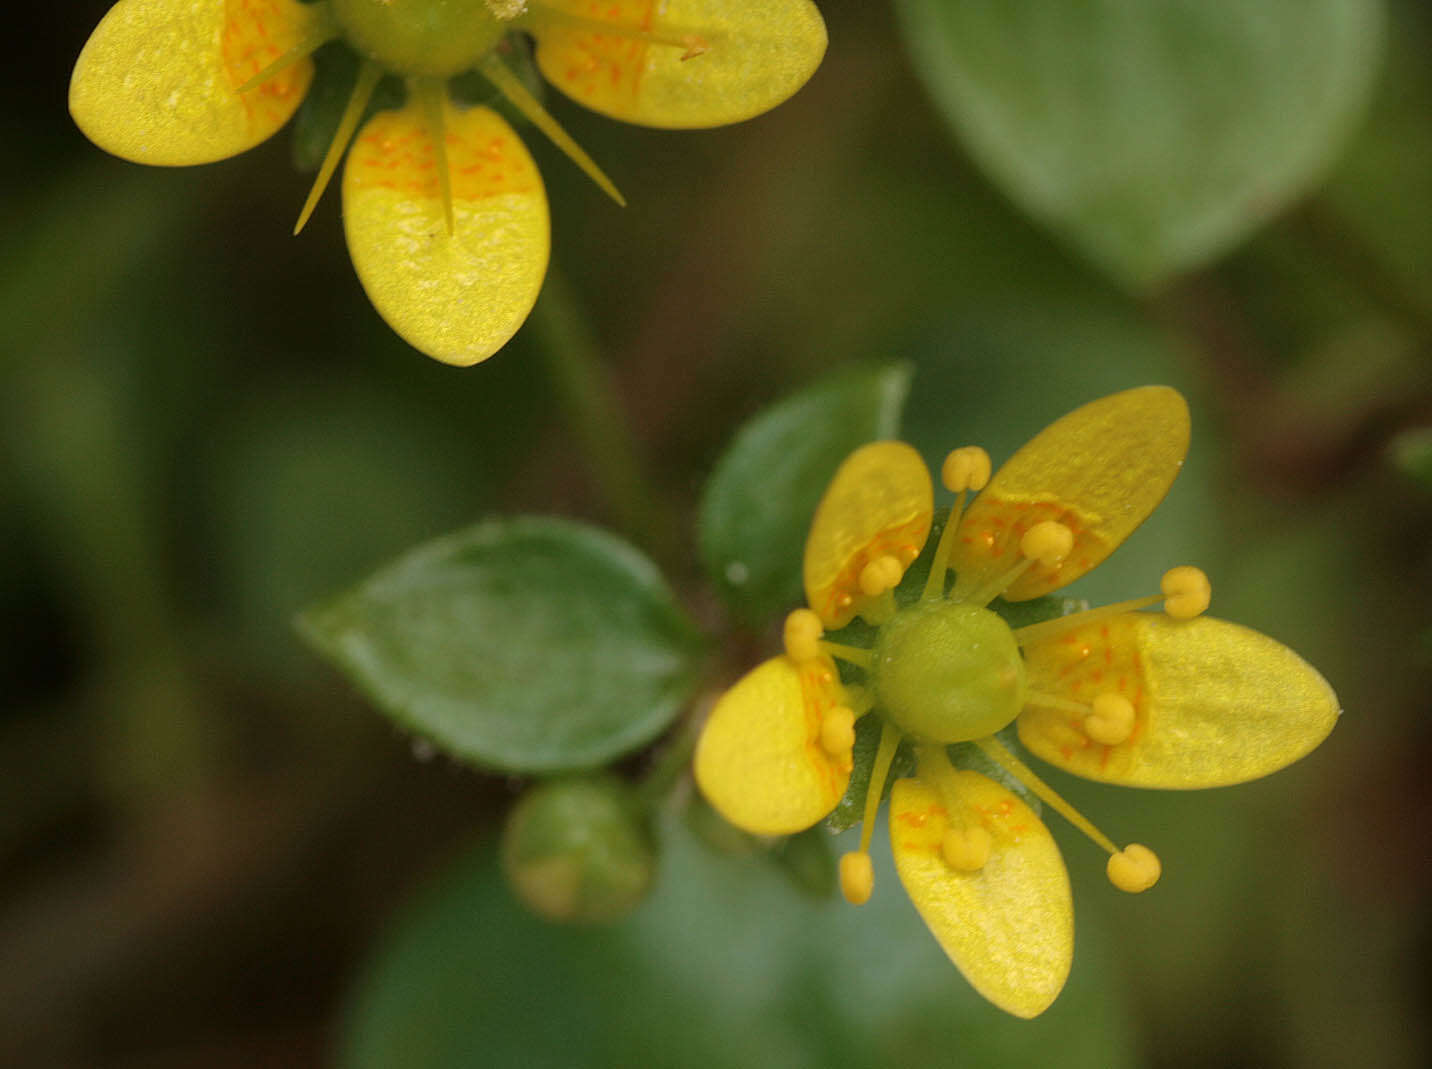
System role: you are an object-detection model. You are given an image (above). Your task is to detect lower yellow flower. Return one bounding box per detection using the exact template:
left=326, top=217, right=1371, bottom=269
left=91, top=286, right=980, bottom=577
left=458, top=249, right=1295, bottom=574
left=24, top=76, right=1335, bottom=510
left=695, top=386, right=1339, bottom=1018
left=69, top=0, right=826, bottom=364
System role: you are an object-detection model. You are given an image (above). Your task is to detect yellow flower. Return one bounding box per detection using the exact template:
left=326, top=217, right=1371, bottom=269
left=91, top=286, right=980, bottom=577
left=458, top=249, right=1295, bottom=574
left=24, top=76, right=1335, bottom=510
left=69, top=0, right=826, bottom=365
left=695, top=386, right=1339, bottom=1018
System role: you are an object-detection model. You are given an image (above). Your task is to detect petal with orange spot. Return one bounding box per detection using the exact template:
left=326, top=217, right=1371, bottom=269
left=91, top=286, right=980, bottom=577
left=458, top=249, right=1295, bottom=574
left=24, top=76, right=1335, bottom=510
left=342, top=100, right=550, bottom=366
left=1019, top=613, right=1339, bottom=788
left=70, top=0, right=321, bottom=166
left=950, top=386, right=1190, bottom=601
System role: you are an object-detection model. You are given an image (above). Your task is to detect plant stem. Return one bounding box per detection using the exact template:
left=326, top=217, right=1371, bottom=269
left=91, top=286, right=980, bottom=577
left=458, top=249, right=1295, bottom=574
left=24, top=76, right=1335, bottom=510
left=529, top=269, right=671, bottom=561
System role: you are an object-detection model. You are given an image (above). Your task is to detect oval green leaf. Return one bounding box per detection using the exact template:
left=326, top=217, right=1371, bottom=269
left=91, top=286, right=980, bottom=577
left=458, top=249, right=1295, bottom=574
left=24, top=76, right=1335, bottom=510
left=698, top=363, right=912, bottom=622
left=896, top=0, right=1383, bottom=288
left=298, top=517, right=705, bottom=772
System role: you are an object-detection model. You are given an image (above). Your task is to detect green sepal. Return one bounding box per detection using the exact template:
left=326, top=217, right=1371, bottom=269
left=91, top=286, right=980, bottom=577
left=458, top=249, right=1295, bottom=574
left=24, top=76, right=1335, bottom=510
left=298, top=517, right=706, bottom=773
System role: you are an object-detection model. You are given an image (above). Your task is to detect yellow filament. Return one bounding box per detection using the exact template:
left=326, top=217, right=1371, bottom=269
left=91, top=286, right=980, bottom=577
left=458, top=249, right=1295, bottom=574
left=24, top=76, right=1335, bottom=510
left=522, top=2, right=710, bottom=58
left=783, top=608, right=823, bottom=662
left=480, top=55, right=626, bottom=206
left=972, top=736, right=1118, bottom=855
left=856, top=588, right=898, bottom=627
left=1012, top=594, right=1163, bottom=646
left=236, top=11, right=340, bottom=93
left=817, top=641, right=872, bottom=670
left=839, top=719, right=902, bottom=906
left=920, top=490, right=966, bottom=602
left=411, top=79, right=454, bottom=236
left=1023, top=690, right=1090, bottom=715
left=294, top=60, right=383, bottom=235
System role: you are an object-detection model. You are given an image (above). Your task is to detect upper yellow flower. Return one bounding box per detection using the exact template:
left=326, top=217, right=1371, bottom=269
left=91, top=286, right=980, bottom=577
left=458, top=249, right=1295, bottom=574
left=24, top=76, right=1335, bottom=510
left=69, top=0, right=826, bottom=364
left=695, top=386, right=1339, bottom=1018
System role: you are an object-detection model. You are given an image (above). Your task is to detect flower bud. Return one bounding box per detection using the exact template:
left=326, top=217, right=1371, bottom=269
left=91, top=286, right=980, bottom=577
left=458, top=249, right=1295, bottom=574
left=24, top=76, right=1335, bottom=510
left=501, top=776, right=656, bottom=924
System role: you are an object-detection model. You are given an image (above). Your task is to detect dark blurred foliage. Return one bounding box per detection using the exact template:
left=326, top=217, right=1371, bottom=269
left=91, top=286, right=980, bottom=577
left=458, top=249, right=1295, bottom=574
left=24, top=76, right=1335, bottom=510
left=3, top=2, right=1430, bottom=1066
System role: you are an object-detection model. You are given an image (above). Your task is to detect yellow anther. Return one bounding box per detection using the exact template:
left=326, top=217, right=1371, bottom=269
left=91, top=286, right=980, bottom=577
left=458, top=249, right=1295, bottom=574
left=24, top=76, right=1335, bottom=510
left=820, top=706, right=856, bottom=757
left=1161, top=566, right=1211, bottom=619
left=941, top=825, right=992, bottom=872
left=1106, top=844, right=1161, bottom=893
left=858, top=554, right=903, bottom=597
left=783, top=609, right=824, bottom=662
left=1084, top=693, right=1136, bottom=746
left=1020, top=521, right=1074, bottom=567
left=941, top=446, right=991, bottom=493
left=839, top=851, right=874, bottom=905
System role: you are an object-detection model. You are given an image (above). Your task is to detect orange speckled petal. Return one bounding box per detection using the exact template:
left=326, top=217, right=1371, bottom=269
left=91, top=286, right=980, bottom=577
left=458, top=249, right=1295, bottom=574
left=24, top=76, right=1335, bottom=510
left=529, top=0, right=826, bottom=129
left=694, top=655, right=849, bottom=836
left=342, top=101, right=550, bottom=366
left=890, top=771, right=1072, bottom=1019
left=803, top=442, right=933, bottom=629
left=950, top=386, right=1190, bottom=601
left=1019, top=614, right=1339, bottom=788
left=70, top=0, right=319, bottom=166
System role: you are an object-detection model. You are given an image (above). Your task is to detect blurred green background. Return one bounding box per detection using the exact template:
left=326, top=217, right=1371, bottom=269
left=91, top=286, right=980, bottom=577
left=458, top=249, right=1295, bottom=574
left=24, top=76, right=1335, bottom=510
left=4, top=1, right=1429, bottom=1065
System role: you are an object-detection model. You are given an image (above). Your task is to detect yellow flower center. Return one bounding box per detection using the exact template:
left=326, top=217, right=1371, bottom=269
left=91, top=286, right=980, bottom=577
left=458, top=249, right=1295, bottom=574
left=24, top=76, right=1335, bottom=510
left=872, top=601, right=1027, bottom=743
left=330, top=0, right=507, bottom=77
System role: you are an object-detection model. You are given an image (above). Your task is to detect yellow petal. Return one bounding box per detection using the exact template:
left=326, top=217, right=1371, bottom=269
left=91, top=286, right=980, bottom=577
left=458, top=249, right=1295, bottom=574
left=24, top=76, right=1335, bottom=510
left=890, top=771, right=1072, bottom=1018
left=1019, top=614, right=1339, bottom=788
left=694, top=655, right=849, bottom=836
left=529, top=0, right=826, bottom=129
left=70, top=0, right=318, bottom=166
left=342, top=101, right=550, bottom=366
left=803, top=442, right=933, bottom=629
left=950, top=386, right=1190, bottom=601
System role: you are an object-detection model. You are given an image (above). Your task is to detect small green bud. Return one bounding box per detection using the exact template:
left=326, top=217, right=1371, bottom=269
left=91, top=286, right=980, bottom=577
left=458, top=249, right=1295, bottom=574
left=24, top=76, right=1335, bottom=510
left=501, top=776, right=656, bottom=924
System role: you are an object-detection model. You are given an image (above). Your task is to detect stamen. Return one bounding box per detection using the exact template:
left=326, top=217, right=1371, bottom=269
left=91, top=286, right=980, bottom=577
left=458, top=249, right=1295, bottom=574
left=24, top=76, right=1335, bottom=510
left=972, top=736, right=1116, bottom=854
left=975, top=735, right=1161, bottom=892
left=1084, top=693, right=1136, bottom=746
left=841, top=684, right=873, bottom=717
left=1107, top=844, right=1161, bottom=893
left=964, top=521, right=1072, bottom=607
left=480, top=55, right=626, bottom=207
left=941, top=824, right=992, bottom=871
left=820, top=705, right=856, bottom=757
left=782, top=608, right=823, bottom=662
left=1161, top=566, right=1211, bottom=619
left=522, top=3, right=710, bottom=59
left=411, top=79, right=454, bottom=236
left=1012, top=564, right=1212, bottom=646
left=922, top=446, right=990, bottom=601
left=839, top=719, right=901, bottom=906
left=235, top=10, right=340, bottom=93
left=293, top=60, right=383, bottom=235
left=859, top=555, right=903, bottom=598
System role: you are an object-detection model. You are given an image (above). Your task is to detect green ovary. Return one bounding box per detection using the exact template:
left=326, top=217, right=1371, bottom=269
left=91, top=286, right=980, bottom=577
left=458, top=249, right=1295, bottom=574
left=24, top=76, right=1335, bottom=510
left=330, top=0, right=507, bottom=77
left=873, top=601, right=1027, bottom=743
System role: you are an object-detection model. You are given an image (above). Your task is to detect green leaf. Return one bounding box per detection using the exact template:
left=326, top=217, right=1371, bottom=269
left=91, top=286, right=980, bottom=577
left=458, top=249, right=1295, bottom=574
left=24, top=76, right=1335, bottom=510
left=698, top=363, right=912, bottom=622
left=896, top=0, right=1384, bottom=288
left=341, top=824, right=1137, bottom=1069
left=299, top=517, right=705, bottom=773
